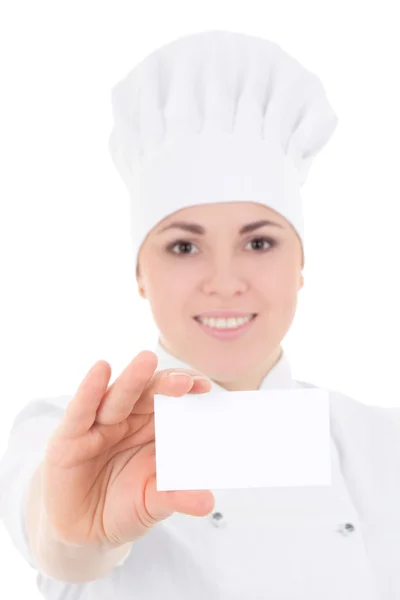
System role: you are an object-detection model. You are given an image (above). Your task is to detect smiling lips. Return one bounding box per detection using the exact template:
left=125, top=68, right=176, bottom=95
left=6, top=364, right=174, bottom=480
left=193, top=313, right=258, bottom=340
left=195, top=310, right=257, bottom=319
left=195, top=314, right=255, bottom=326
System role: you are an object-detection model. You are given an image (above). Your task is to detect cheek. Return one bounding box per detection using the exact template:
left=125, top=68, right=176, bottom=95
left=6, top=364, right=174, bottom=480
left=146, top=266, right=195, bottom=319
left=255, top=265, right=300, bottom=316
left=153, top=265, right=194, bottom=294
left=256, top=268, right=297, bottom=297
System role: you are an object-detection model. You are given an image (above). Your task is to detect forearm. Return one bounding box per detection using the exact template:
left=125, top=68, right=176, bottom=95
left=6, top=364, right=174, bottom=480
left=26, top=461, right=132, bottom=583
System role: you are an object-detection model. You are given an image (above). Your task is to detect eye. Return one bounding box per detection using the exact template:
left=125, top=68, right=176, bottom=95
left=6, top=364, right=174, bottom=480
left=167, top=240, right=199, bottom=255
left=244, top=236, right=276, bottom=251
left=166, top=236, right=277, bottom=256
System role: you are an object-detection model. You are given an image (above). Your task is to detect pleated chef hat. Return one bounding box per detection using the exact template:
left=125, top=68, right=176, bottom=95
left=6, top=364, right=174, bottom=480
left=108, top=30, right=338, bottom=272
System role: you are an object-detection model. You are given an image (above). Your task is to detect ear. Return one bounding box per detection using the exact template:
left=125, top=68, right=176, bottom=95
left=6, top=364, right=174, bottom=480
left=137, top=281, right=146, bottom=298
left=136, top=273, right=145, bottom=299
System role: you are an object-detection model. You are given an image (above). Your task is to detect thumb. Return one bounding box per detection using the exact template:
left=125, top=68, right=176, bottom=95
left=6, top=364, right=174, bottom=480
left=144, top=476, right=215, bottom=522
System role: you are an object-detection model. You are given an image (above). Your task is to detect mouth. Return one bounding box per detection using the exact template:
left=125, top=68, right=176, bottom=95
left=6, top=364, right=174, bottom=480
left=193, top=314, right=258, bottom=340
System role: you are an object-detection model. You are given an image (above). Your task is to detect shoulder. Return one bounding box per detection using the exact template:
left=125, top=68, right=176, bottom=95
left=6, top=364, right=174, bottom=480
left=8, top=394, right=73, bottom=433
left=295, top=377, right=400, bottom=420
left=295, top=378, right=400, bottom=459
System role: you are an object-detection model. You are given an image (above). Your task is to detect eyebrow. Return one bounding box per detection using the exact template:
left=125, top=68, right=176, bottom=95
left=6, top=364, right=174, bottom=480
left=157, top=219, right=284, bottom=236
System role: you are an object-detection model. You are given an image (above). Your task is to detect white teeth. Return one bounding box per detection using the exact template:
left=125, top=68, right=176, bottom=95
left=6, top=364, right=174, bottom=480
left=197, top=315, right=254, bottom=329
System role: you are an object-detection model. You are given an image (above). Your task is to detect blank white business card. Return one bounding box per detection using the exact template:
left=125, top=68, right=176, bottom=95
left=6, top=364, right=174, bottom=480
left=154, top=388, right=331, bottom=491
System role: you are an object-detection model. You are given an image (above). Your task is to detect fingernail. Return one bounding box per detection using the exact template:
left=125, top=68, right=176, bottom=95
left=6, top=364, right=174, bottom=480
left=167, top=372, right=191, bottom=378
left=167, top=372, right=211, bottom=382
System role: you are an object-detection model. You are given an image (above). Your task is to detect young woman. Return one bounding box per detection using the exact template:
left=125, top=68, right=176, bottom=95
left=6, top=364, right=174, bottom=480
left=1, top=30, right=399, bottom=600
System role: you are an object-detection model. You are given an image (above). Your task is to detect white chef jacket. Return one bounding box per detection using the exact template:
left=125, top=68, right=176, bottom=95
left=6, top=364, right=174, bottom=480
left=1, top=343, right=400, bottom=600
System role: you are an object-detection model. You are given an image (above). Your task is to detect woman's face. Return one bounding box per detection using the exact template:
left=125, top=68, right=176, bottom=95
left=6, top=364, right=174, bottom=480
left=136, top=201, right=304, bottom=389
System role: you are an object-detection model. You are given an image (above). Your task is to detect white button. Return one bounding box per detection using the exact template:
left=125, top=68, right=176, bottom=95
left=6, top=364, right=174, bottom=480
left=209, top=511, right=227, bottom=528
left=337, top=522, right=355, bottom=536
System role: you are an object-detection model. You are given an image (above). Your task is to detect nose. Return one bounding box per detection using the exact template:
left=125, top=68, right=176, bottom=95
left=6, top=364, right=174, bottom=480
left=201, top=262, right=248, bottom=296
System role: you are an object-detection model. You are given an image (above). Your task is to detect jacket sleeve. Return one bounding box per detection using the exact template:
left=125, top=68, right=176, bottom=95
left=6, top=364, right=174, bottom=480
left=0, top=395, right=71, bottom=572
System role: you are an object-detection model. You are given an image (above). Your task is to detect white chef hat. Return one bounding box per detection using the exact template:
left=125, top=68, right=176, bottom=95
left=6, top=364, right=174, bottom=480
left=108, top=30, right=338, bottom=273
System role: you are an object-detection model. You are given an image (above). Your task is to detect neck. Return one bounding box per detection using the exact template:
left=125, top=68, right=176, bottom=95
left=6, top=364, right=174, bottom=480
left=157, top=337, right=283, bottom=392
left=214, top=344, right=283, bottom=391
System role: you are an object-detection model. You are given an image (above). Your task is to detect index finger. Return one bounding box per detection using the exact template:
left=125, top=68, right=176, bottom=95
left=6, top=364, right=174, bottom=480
left=58, top=351, right=158, bottom=437
left=132, top=368, right=213, bottom=415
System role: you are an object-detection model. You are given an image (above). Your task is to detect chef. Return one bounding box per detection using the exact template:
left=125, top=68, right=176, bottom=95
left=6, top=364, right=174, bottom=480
left=1, top=29, right=400, bottom=600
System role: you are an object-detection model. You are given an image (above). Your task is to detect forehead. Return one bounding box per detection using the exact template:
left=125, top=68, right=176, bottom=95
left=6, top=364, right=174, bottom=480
left=158, top=201, right=287, bottom=228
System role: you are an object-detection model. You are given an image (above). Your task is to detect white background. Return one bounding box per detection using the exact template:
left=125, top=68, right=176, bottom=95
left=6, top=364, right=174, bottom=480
left=0, top=0, right=399, bottom=597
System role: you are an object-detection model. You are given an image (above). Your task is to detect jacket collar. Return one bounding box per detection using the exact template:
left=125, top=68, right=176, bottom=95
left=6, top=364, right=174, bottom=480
left=153, top=339, right=297, bottom=392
